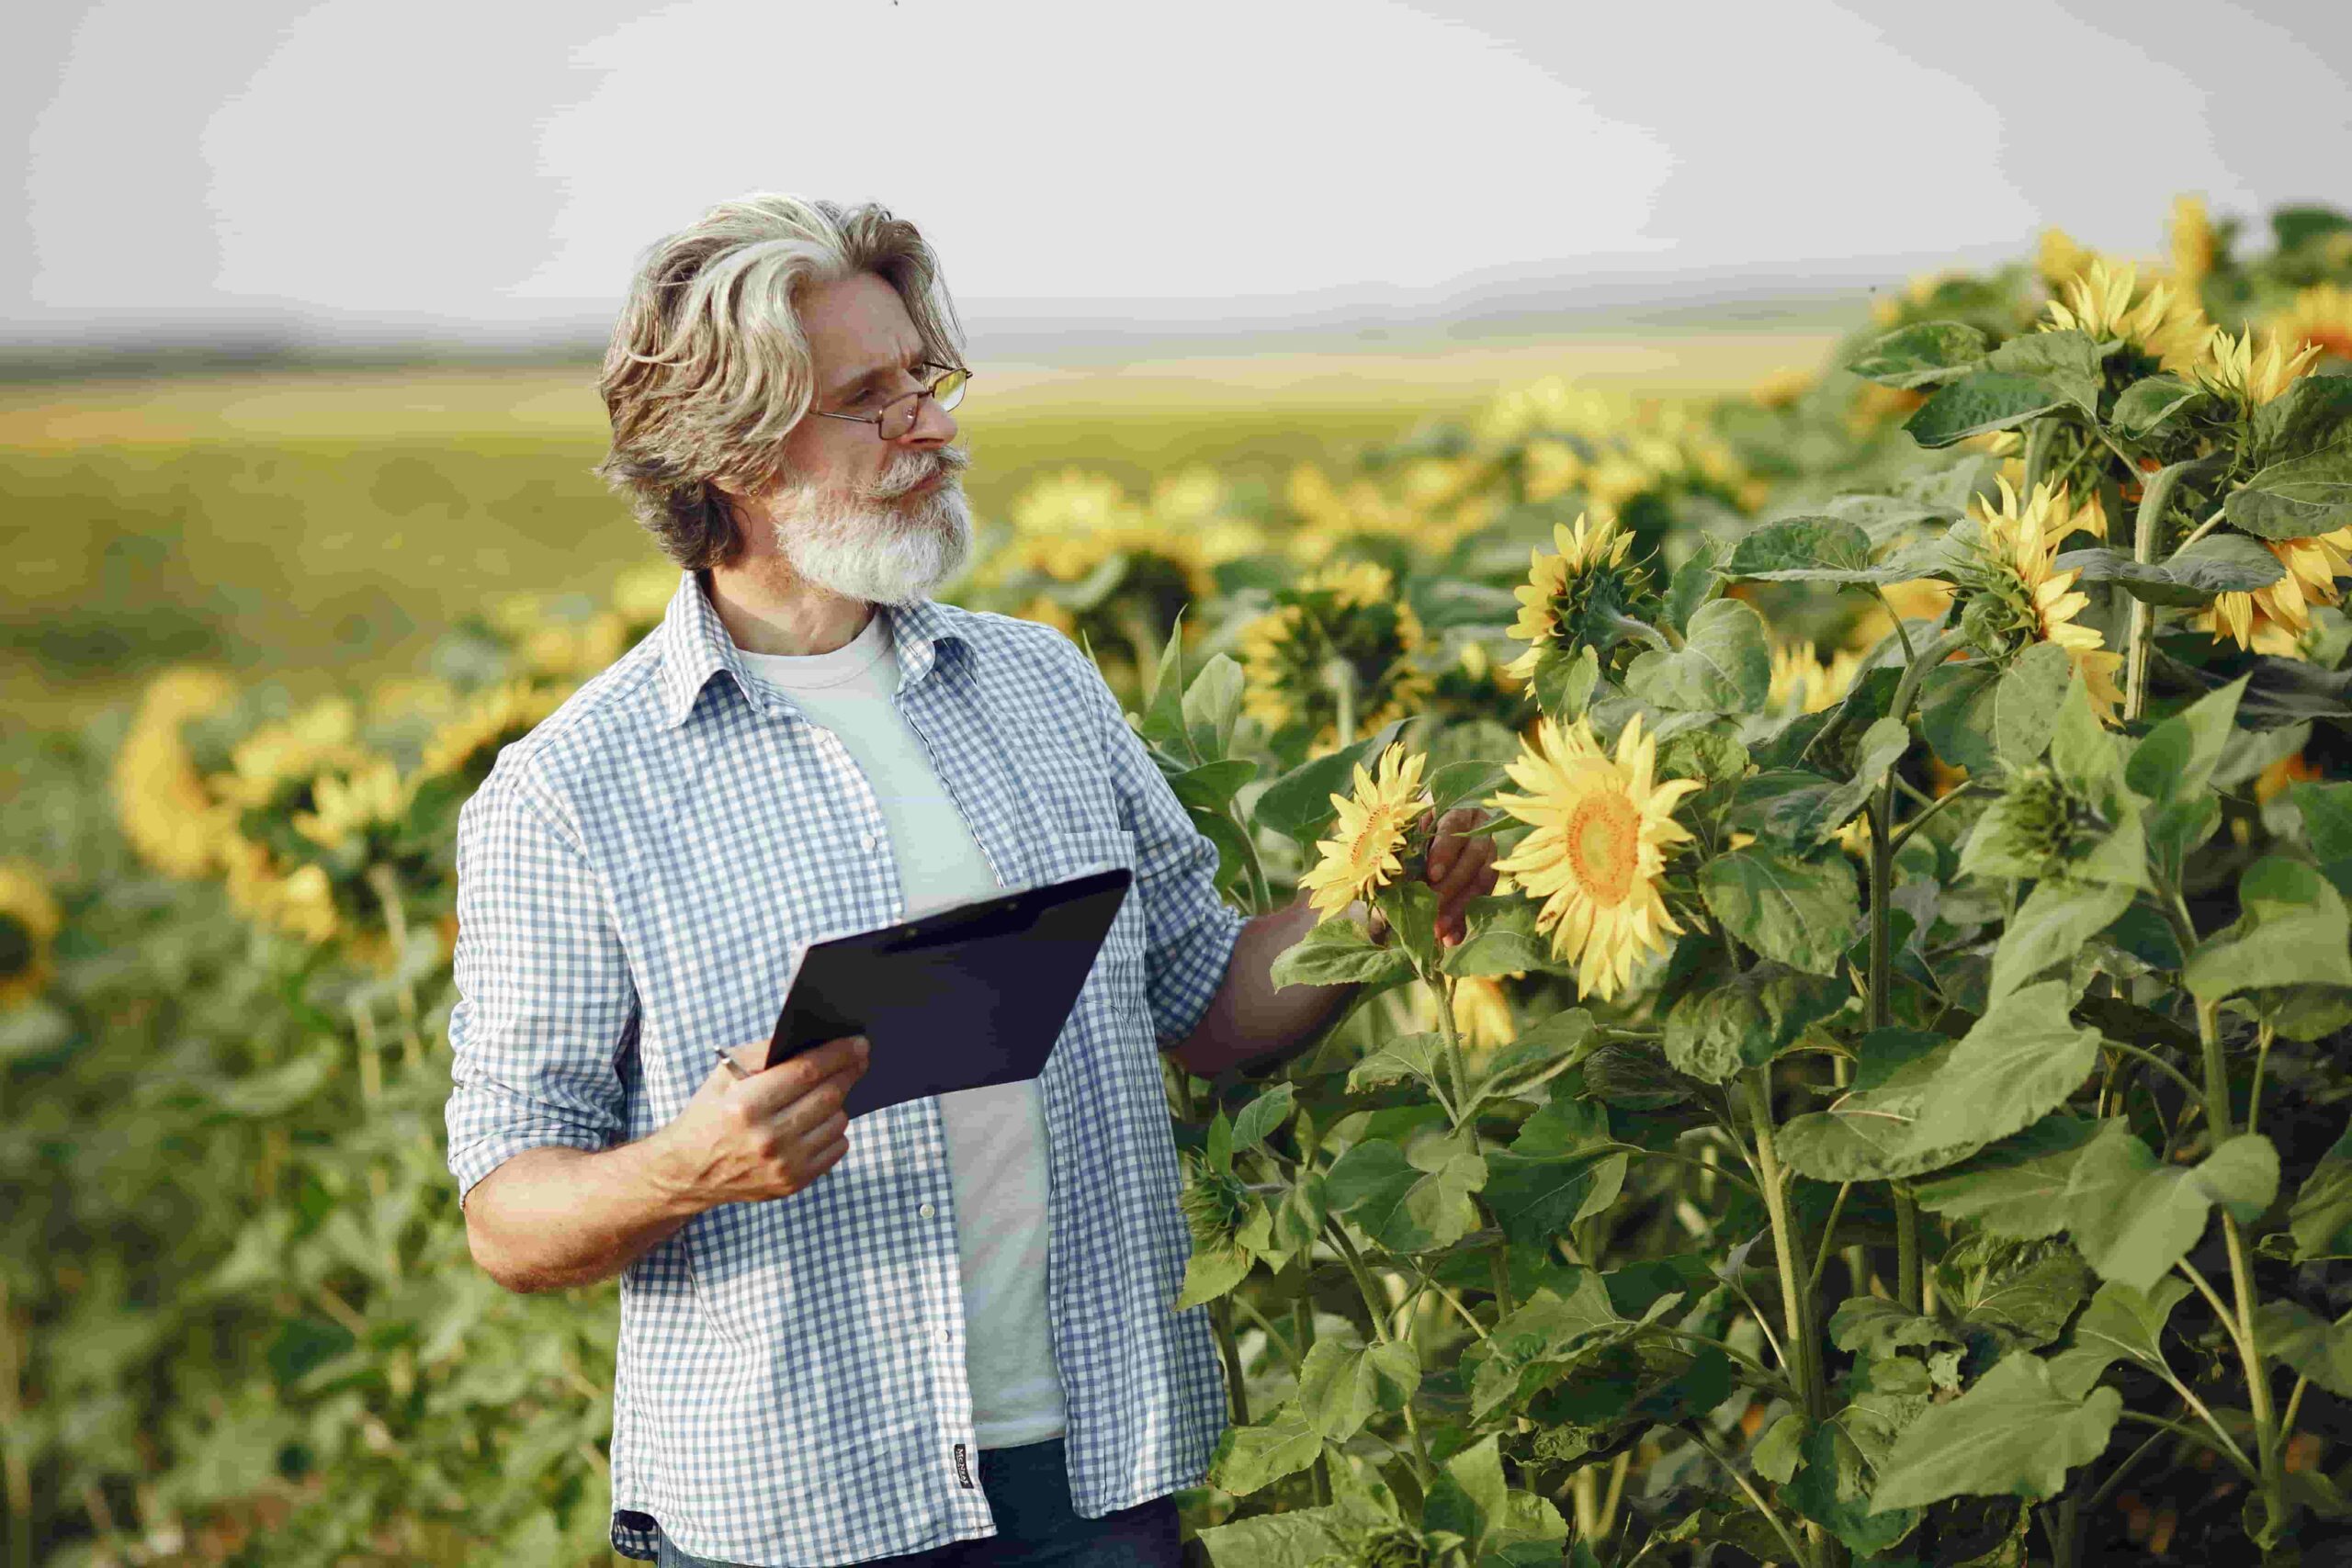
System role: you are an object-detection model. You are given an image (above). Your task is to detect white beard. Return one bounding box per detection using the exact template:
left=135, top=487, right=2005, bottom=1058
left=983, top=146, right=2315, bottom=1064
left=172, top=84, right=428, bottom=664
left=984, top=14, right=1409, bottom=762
left=769, top=463, right=974, bottom=607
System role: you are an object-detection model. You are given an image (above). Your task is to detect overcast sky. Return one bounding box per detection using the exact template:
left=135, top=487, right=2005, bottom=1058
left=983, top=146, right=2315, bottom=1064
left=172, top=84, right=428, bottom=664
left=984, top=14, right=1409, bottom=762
left=11, top=0, right=2349, bottom=348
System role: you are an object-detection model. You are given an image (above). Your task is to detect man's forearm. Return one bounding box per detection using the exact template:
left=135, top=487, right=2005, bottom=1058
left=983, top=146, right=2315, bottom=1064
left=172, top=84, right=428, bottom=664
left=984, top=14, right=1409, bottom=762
left=1173, top=891, right=1377, bottom=1083
left=463, top=1134, right=702, bottom=1294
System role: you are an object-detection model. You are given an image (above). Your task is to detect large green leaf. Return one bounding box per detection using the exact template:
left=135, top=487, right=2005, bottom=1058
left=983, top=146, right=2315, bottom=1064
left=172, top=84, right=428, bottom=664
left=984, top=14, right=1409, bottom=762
left=2046, top=1278, right=2192, bottom=1399
left=2064, top=1125, right=2281, bottom=1292
left=1868, top=1354, right=2123, bottom=1511
left=2183, top=856, right=2352, bottom=1002
left=1986, top=878, right=2135, bottom=1003
left=1720, top=517, right=1879, bottom=581
left=1270, top=917, right=1417, bottom=989
left=1848, top=321, right=1991, bottom=389
left=2053, top=536, right=2286, bottom=605
left=1911, top=1114, right=2105, bottom=1239
left=2130, top=676, right=2246, bottom=874
left=2288, top=1119, right=2352, bottom=1262
left=1205, top=1402, right=1324, bottom=1495
left=1324, top=1134, right=1487, bottom=1254
left=2252, top=1303, right=2352, bottom=1398
left=1984, top=329, right=2105, bottom=416
left=1295, top=1335, right=1420, bottom=1440
left=1904, top=371, right=2072, bottom=448
left=2227, top=425, right=2352, bottom=539
left=1624, top=599, right=1772, bottom=714
left=1905, top=981, right=2105, bottom=1155
left=1698, top=847, right=1861, bottom=976
left=1663, top=963, right=1849, bottom=1084
left=1252, top=716, right=1413, bottom=843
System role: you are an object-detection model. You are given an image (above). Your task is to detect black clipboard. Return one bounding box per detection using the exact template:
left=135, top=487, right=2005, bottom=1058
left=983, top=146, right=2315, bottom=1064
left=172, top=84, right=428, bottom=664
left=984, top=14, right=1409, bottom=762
left=763, top=864, right=1134, bottom=1121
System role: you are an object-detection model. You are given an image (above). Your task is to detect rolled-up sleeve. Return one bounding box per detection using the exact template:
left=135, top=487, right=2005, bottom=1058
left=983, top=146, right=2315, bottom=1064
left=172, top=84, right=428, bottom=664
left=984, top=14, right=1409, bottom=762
left=1060, top=636, right=1249, bottom=1051
left=444, top=770, right=637, bottom=1211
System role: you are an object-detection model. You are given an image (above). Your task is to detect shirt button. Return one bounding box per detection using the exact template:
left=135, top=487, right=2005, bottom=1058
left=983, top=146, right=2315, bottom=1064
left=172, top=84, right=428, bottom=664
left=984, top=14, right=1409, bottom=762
left=864, top=831, right=881, bottom=851
left=937, top=1327, right=952, bottom=1346
left=919, top=1201, right=935, bottom=1218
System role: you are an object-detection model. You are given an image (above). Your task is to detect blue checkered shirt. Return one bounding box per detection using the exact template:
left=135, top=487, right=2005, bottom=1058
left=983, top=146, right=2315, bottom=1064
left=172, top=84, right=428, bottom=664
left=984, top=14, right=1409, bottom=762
left=443, top=569, right=1244, bottom=1564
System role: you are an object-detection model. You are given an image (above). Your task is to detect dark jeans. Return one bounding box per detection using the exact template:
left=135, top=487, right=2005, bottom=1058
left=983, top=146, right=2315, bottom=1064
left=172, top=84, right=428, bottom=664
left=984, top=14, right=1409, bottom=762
left=650, top=1436, right=1185, bottom=1567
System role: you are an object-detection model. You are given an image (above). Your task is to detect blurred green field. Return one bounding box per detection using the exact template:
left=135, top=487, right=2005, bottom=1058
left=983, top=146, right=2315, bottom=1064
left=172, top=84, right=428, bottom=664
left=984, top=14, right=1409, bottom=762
left=0, top=326, right=1832, bottom=729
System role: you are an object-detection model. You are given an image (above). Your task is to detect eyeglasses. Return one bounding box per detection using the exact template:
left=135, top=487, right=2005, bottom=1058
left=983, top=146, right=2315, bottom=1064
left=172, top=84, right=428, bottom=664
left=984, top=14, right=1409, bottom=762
left=811, top=362, right=972, bottom=440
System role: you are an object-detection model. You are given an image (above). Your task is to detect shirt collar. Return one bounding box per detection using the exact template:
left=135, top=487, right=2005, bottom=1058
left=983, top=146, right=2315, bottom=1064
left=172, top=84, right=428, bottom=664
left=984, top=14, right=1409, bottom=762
left=652, top=567, right=966, bottom=731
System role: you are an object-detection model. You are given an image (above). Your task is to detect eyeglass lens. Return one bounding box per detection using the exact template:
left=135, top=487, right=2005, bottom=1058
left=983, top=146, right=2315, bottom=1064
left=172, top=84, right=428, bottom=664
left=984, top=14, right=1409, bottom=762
left=879, top=367, right=968, bottom=439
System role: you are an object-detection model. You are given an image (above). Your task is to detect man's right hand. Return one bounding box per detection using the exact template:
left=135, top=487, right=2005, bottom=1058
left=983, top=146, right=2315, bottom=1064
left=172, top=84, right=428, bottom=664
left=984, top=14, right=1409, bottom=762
left=653, top=1033, right=872, bottom=1209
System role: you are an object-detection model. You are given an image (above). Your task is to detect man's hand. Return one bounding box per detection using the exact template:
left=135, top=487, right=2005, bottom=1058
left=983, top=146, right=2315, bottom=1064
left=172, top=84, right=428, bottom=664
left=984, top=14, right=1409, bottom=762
left=650, top=1033, right=872, bottom=1208
left=1366, top=806, right=1500, bottom=950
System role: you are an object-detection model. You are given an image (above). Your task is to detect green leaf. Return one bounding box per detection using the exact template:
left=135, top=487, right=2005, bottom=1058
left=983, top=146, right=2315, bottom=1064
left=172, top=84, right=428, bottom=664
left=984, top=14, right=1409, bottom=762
left=2288, top=1119, right=2352, bottom=1262
left=1422, top=1434, right=1513, bottom=1561
left=2228, top=412, right=2352, bottom=539
left=1295, top=1335, right=1421, bottom=1440
left=1721, top=516, right=1878, bottom=581
left=2131, top=677, right=2245, bottom=871
left=1532, top=644, right=1600, bottom=719
left=1138, top=609, right=1194, bottom=761
left=1849, top=321, right=1991, bottom=389
left=1663, top=963, right=1848, bottom=1083
left=2047, top=1278, right=2193, bottom=1400
left=1206, top=1402, right=1324, bottom=1495
left=2184, top=856, right=2352, bottom=1002
left=1905, top=981, right=2106, bottom=1155
left=1912, top=1114, right=2106, bottom=1239
left=1994, top=641, right=2075, bottom=766
left=1468, top=1007, right=1600, bottom=1101
left=1426, top=758, right=1510, bottom=819
left=2111, top=374, right=2210, bottom=439
left=1182, top=653, right=1247, bottom=758
left=1904, top=371, right=2072, bottom=448
left=2064, top=1125, right=2280, bottom=1292
left=1270, top=917, right=1417, bottom=989
left=1918, top=658, right=2005, bottom=776
left=1324, top=1135, right=1486, bottom=1254
left=1987, top=878, right=2134, bottom=1003
left=1662, top=536, right=1726, bottom=635
left=1984, top=330, right=2105, bottom=416
left=2252, top=1303, right=2352, bottom=1398
left=1175, top=1238, right=1253, bottom=1311
left=1805, top=717, right=1911, bottom=849
left=1168, top=757, right=1260, bottom=813
left=1698, top=847, right=1861, bottom=976
left=1868, top=1354, right=2123, bottom=1511
left=1960, top=1252, right=2096, bottom=1350
left=1347, top=1032, right=1449, bottom=1095
left=1777, top=1040, right=1978, bottom=1182
left=1624, top=599, right=1772, bottom=714
left=1231, top=1083, right=1296, bottom=1154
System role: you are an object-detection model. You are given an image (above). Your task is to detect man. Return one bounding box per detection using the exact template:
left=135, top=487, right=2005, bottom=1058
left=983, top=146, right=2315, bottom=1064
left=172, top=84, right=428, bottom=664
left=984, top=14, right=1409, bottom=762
left=445, top=193, right=1498, bottom=1568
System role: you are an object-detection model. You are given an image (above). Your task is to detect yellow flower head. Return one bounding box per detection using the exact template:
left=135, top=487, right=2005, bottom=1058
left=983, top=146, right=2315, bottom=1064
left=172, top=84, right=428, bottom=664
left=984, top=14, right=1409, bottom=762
left=2169, top=195, right=2217, bottom=288
left=0, top=861, right=64, bottom=1009
left=1768, top=639, right=1864, bottom=716
left=2266, top=281, right=2352, bottom=366
left=1238, top=562, right=1433, bottom=752
left=1501, top=512, right=1645, bottom=682
left=2195, top=526, right=2352, bottom=657
left=1296, top=743, right=1432, bottom=923
left=1965, top=476, right=2126, bottom=726
left=418, top=678, right=565, bottom=784
left=1484, top=710, right=1700, bottom=1003
left=2197, top=324, right=2322, bottom=410
left=2037, top=228, right=2102, bottom=293
left=2041, top=257, right=2215, bottom=375
left=292, top=756, right=417, bottom=852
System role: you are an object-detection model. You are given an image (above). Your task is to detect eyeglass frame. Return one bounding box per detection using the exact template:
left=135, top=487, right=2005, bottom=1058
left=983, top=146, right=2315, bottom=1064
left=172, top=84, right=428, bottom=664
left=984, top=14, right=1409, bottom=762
left=808, top=361, right=972, bottom=439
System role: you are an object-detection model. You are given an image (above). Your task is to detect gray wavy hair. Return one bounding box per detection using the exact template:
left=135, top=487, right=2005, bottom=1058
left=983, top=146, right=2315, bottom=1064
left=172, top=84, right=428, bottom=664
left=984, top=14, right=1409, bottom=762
left=593, top=194, right=967, bottom=570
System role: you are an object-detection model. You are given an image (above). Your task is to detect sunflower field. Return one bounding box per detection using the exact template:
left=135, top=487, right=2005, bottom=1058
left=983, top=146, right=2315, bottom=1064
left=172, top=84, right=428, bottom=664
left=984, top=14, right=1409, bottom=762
left=9, top=196, right=2352, bottom=1566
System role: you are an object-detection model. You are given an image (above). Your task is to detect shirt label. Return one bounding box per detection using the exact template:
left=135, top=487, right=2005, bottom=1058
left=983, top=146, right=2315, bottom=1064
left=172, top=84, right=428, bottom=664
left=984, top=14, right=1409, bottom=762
left=953, top=1442, right=974, bottom=1489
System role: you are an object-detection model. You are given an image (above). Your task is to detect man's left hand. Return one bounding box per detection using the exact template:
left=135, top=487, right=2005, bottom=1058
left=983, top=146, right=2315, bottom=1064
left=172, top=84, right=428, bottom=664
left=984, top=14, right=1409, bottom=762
left=1367, top=807, right=1500, bottom=950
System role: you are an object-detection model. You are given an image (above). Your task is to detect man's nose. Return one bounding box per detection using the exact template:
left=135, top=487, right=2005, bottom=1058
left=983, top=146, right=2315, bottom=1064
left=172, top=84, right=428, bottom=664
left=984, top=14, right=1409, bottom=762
left=900, top=389, right=956, bottom=446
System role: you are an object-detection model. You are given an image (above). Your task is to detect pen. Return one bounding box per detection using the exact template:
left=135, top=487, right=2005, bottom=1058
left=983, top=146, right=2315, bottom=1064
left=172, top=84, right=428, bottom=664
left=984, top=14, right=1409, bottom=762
left=718, top=1048, right=752, bottom=1080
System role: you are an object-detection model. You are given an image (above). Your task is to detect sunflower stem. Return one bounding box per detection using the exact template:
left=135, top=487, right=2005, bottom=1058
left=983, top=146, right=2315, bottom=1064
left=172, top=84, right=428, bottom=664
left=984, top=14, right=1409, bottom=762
left=2123, top=457, right=2209, bottom=723
left=1329, top=655, right=1357, bottom=750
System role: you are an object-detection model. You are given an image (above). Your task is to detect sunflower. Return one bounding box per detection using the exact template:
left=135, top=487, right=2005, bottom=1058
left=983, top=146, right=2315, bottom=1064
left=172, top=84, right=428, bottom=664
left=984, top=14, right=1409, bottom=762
left=0, top=862, right=63, bottom=1009
left=1750, top=367, right=1815, bottom=411
left=416, top=678, right=565, bottom=789
left=2196, top=324, right=2322, bottom=409
left=1768, top=639, right=1864, bottom=717
left=1412, top=971, right=1521, bottom=1051
left=2036, top=228, right=2102, bottom=293
left=2265, top=281, right=2352, bottom=365
left=1484, top=710, right=1700, bottom=1003
left=1500, top=512, right=1650, bottom=682
left=1296, top=742, right=1431, bottom=923
left=2195, top=527, right=2352, bottom=656
left=111, top=667, right=242, bottom=879
left=2041, top=257, right=2215, bottom=375
left=2169, top=195, right=2218, bottom=288
left=292, top=755, right=416, bottom=852
left=1238, top=562, right=1434, bottom=752
left=1962, top=477, right=2127, bottom=726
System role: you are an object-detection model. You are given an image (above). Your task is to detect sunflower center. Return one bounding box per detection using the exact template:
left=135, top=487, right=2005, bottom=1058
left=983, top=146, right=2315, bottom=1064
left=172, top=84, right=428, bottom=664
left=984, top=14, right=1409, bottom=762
left=1566, top=789, right=1642, bottom=904
left=1346, top=807, right=1409, bottom=872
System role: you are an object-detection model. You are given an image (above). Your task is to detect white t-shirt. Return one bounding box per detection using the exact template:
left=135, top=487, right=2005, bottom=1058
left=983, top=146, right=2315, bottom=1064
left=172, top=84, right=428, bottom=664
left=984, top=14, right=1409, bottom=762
left=734, top=605, right=1067, bottom=1450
